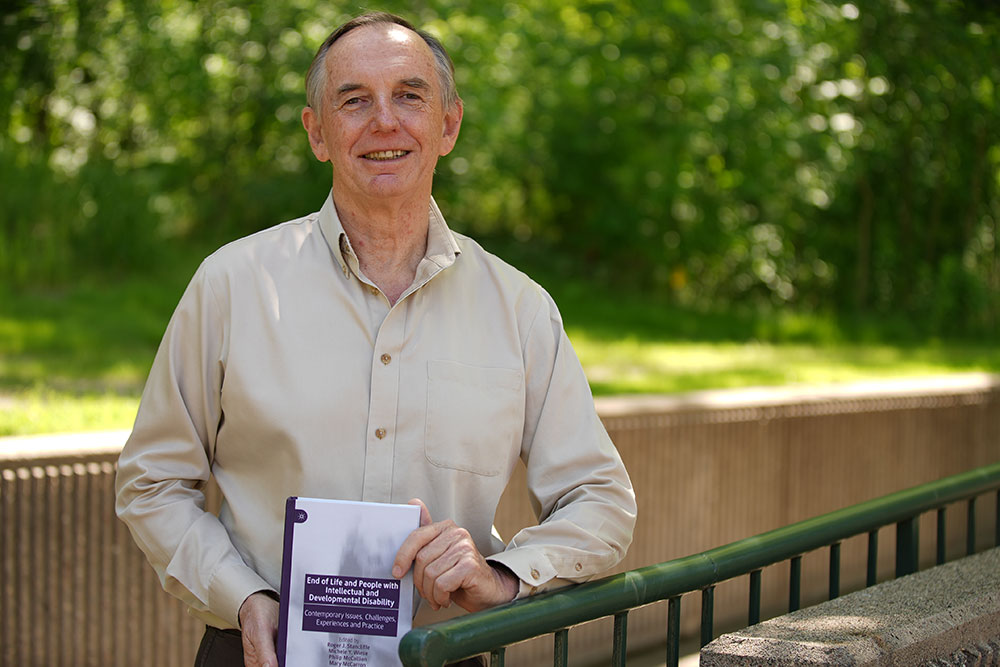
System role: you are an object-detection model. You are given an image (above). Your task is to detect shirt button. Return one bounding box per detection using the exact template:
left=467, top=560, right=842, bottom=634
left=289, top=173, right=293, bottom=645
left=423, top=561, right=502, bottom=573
left=575, top=562, right=583, bottom=572
left=375, top=428, right=386, bottom=439
left=380, top=353, right=391, bottom=365
left=368, top=285, right=379, bottom=296
left=530, top=569, right=540, bottom=580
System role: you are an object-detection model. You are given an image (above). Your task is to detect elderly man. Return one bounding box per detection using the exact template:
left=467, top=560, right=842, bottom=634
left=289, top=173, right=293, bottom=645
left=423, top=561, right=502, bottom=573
left=116, top=11, right=635, bottom=667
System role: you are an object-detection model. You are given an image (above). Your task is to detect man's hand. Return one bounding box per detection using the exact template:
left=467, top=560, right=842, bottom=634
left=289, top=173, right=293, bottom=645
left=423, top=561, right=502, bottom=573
left=393, top=499, right=519, bottom=612
left=239, top=591, right=280, bottom=667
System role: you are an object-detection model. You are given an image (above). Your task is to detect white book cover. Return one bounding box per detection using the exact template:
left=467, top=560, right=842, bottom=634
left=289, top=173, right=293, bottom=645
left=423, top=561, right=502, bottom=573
left=276, top=497, right=421, bottom=667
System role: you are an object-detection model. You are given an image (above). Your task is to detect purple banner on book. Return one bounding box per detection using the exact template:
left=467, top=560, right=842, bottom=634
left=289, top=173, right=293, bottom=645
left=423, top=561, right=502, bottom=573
left=302, top=605, right=399, bottom=637
left=301, top=574, right=401, bottom=637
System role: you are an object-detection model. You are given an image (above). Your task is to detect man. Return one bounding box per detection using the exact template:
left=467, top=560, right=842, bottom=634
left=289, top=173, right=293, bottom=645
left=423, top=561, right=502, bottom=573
left=116, top=12, right=635, bottom=667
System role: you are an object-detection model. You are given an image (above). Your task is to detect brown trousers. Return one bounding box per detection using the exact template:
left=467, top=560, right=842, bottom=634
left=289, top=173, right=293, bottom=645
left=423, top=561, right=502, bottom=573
left=195, top=626, right=487, bottom=666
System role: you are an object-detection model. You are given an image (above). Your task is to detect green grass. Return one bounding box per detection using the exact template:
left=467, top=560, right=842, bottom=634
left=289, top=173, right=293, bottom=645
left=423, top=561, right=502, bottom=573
left=534, top=272, right=1000, bottom=395
left=570, top=337, right=1000, bottom=395
left=2, top=250, right=998, bottom=436
left=0, top=249, right=201, bottom=436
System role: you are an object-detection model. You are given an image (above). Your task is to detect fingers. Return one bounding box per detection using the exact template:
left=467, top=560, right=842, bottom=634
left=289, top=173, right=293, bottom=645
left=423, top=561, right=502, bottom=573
left=393, top=518, right=447, bottom=580
left=409, top=522, right=487, bottom=611
left=416, top=532, right=480, bottom=609
left=392, top=506, right=518, bottom=613
left=240, top=592, right=280, bottom=667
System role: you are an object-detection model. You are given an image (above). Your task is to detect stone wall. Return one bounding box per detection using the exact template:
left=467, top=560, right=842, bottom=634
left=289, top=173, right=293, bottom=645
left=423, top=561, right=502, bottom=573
left=701, top=547, right=1000, bottom=665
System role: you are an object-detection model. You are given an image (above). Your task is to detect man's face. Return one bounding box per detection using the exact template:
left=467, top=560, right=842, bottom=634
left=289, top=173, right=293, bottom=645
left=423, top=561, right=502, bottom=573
left=302, top=24, right=462, bottom=207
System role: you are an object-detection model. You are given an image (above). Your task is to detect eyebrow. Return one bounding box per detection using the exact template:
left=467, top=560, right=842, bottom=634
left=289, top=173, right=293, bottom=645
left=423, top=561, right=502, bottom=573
left=336, top=83, right=364, bottom=96
left=400, top=77, right=431, bottom=90
left=334, top=78, right=432, bottom=97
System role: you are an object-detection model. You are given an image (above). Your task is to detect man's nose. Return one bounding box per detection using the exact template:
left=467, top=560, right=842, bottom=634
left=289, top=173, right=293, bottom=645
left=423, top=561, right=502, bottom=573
left=371, top=98, right=400, bottom=131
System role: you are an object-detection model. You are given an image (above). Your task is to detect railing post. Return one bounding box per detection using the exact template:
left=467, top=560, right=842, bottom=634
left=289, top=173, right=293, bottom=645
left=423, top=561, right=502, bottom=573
left=748, top=570, right=762, bottom=626
left=553, top=628, right=568, bottom=667
left=490, top=648, right=505, bottom=667
left=996, top=490, right=1000, bottom=547
left=936, top=507, right=947, bottom=565
left=895, top=516, right=919, bottom=577
left=967, top=497, right=977, bottom=555
left=700, top=586, right=715, bottom=647
left=612, top=612, right=628, bottom=667
left=828, top=542, right=841, bottom=600
left=788, top=556, right=802, bottom=611
left=866, top=529, right=878, bottom=586
left=666, top=596, right=681, bottom=667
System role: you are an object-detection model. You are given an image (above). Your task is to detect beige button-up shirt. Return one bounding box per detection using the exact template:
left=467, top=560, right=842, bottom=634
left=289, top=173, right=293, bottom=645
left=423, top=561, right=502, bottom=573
left=115, top=194, right=636, bottom=630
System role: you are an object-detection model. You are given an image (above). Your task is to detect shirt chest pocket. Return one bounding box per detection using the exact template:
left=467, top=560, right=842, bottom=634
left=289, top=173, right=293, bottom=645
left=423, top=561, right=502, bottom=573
left=424, top=360, right=525, bottom=476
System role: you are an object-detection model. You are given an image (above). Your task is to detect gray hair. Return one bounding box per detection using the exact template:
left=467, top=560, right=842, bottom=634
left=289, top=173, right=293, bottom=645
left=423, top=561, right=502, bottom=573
left=305, top=12, right=459, bottom=112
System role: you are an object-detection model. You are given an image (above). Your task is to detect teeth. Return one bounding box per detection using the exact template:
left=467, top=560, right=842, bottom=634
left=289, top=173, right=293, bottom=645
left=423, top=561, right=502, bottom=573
left=364, top=150, right=408, bottom=160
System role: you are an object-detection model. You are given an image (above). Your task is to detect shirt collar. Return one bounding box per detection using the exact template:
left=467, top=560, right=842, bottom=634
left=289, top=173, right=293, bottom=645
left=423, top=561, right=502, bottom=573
left=317, top=191, right=462, bottom=282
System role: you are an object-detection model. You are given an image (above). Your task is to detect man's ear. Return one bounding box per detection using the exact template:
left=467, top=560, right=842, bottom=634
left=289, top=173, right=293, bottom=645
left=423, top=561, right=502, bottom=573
left=438, top=99, right=463, bottom=157
left=301, top=106, right=330, bottom=162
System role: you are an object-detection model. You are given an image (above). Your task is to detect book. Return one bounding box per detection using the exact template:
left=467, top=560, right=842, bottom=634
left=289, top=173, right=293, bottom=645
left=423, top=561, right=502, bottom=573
left=276, top=497, right=421, bottom=667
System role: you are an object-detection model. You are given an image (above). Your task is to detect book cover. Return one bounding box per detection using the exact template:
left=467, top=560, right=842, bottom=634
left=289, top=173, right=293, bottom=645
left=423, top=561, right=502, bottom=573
left=276, top=497, right=421, bottom=667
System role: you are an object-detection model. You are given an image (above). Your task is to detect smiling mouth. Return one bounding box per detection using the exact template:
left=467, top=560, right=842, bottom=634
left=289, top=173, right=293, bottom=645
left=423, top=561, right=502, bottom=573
left=362, top=150, right=410, bottom=161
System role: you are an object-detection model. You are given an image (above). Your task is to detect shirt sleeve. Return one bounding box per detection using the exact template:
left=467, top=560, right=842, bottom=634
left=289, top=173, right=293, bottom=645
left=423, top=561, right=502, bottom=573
left=487, top=289, right=637, bottom=596
left=114, top=262, right=274, bottom=629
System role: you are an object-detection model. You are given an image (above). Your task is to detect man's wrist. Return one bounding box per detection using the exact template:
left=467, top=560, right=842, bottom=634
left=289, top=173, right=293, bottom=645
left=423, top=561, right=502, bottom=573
left=239, top=590, right=280, bottom=628
left=488, top=561, right=519, bottom=602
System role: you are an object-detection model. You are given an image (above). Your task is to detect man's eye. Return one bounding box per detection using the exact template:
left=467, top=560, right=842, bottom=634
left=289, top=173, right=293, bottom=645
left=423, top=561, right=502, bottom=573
left=402, top=93, right=422, bottom=101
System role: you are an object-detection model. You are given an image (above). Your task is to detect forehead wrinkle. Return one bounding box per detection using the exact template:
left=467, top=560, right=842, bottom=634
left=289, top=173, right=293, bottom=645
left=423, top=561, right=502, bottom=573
left=325, top=24, right=443, bottom=102
left=333, top=77, right=433, bottom=98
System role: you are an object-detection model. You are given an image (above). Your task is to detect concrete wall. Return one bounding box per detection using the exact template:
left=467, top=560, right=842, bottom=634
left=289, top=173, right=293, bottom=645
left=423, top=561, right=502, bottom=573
left=701, top=547, right=1000, bottom=665
left=1, top=374, right=998, bottom=666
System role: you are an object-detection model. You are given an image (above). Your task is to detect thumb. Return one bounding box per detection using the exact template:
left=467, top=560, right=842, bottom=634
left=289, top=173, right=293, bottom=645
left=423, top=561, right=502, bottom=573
left=408, top=497, right=433, bottom=526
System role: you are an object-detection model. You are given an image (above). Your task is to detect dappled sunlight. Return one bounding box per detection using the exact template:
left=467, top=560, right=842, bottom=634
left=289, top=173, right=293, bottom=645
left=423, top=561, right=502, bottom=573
left=568, top=331, right=1000, bottom=395
left=753, top=613, right=886, bottom=642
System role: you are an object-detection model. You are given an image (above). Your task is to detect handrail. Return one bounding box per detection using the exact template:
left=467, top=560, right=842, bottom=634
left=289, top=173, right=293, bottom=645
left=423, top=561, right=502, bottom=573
left=399, top=461, right=1000, bottom=666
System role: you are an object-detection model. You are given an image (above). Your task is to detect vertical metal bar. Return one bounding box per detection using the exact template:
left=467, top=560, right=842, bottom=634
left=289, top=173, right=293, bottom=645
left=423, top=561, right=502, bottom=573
left=967, top=496, right=977, bottom=556
left=666, top=596, right=681, bottom=667
left=895, top=516, right=919, bottom=577
left=936, top=507, right=946, bottom=565
left=553, top=628, right=568, bottom=667
left=866, top=530, right=878, bottom=586
left=748, top=570, right=762, bottom=626
left=490, top=648, right=505, bottom=667
left=612, top=612, right=628, bottom=667
left=789, top=556, right=802, bottom=612
left=700, top=586, right=715, bottom=648
left=996, top=490, right=1000, bottom=547
left=828, top=542, right=841, bottom=600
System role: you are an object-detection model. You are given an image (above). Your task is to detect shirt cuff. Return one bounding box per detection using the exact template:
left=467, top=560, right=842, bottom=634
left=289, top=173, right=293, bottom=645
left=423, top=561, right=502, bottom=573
left=208, top=561, right=276, bottom=628
left=486, top=548, right=562, bottom=599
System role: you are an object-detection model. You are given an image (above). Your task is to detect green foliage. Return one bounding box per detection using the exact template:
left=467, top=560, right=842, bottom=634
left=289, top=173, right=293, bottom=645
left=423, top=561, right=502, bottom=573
left=2, top=0, right=999, bottom=335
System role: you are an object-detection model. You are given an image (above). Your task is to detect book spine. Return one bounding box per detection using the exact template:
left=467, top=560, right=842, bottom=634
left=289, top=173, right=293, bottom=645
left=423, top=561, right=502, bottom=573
left=275, top=496, right=298, bottom=667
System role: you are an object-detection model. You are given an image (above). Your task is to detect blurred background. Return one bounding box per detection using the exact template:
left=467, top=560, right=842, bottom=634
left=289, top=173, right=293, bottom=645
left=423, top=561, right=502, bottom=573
left=2, top=0, right=999, bottom=435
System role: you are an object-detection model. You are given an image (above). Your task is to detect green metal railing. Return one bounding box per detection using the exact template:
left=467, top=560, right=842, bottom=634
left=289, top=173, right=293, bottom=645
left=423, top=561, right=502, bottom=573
left=399, top=461, right=1000, bottom=666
